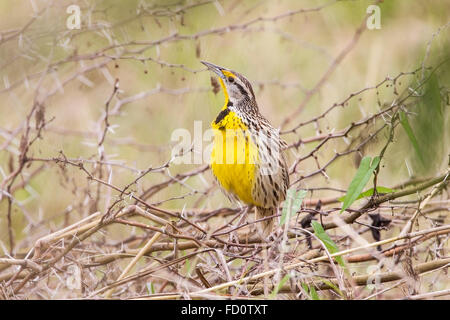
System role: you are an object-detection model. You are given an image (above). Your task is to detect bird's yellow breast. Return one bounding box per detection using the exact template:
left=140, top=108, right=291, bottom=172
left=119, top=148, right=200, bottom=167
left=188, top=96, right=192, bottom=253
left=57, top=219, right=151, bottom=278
left=210, top=110, right=261, bottom=206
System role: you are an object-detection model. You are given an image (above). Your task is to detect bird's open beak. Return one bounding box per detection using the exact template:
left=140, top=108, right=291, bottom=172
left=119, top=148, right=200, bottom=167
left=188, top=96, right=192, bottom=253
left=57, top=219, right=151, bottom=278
left=201, top=61, right=226, bottom=80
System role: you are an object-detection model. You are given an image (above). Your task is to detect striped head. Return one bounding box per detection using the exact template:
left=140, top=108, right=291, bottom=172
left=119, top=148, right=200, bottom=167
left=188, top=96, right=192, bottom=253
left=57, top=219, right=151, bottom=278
left=201, top=61, right=257, bottom=113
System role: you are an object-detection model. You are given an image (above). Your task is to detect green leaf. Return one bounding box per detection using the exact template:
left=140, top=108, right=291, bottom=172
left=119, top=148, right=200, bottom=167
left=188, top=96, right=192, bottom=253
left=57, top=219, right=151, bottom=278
left=317, top=277, right=343, bottom=297
left=146, top=282, right=155, bottom=294
left=309, top=286, right=320, bottom=300
left=301, top=283, right=309, bottom=292
left=338, top=186, right=395, bottom=202
left=280, top=188, right=307, bottom=225
left=269, top=274, right=290, bottom=299
left=184, top=258, right=191, bottom=276
left=301, top=283, right=320, bottom=300
left=311, top=221, right=345, bottom=267
left=399, top=110, right=424, bottom=165
left=340, top=156, right=380, bottom=213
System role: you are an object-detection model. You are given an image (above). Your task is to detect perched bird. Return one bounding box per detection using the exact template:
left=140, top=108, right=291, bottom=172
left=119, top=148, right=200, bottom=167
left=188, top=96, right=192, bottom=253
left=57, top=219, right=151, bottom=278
left=202, top=61, right=289, bottom=238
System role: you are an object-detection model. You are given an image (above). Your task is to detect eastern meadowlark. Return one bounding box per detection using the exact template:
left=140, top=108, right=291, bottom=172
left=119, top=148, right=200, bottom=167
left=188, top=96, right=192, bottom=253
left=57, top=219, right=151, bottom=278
left=202, top=61, right=289, bottom=238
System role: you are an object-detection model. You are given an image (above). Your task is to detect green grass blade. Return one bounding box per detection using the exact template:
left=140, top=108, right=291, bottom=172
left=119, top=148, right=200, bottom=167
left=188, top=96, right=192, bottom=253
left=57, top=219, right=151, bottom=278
left=280, top=189, right=307, bottom=225
left=317, top=277, right=343, bottom=297
left=301, top=283, right=320, bottom=300
left=146, top=282, right=155, bottom=294
left=312, top=221, right=345, bottom=267
left=399, top=110, right=425, bottom=165
left=309, top=286, right=320, bottom=300
left=269, top=274, right=290, bottom=298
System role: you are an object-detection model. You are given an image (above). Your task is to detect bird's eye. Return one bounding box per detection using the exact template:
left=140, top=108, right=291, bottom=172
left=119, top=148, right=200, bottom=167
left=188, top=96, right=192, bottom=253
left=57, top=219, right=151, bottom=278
left=228, top=77, right=234, bottom=83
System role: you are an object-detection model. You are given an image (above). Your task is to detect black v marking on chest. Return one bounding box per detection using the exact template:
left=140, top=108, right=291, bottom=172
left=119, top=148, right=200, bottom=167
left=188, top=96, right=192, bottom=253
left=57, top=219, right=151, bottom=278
left=214, top=108, right=230, bottom=124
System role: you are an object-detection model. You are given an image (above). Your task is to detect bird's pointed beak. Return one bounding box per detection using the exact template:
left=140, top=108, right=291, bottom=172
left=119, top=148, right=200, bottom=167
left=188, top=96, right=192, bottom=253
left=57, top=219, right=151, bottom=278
left=201, top=61, right=226, bottom=80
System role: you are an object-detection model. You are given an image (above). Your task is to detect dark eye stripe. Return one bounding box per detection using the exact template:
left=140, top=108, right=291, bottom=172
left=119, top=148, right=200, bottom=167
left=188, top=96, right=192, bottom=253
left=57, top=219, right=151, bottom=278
left=235, top=83, right=248, bottom=96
